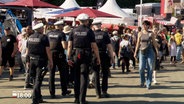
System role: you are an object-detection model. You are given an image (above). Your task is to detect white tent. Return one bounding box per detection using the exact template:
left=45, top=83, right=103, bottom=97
left=60, top=0, right=80, bottom=9
left=98, top=0, right=135, bottom=25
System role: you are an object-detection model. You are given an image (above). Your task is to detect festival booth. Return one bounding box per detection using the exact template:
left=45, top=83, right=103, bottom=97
left=97, top=0, right=136, bottom=26
left=0, top=0, right=59, bottom=29
left=55, top=7, right=119, bottom=27
left=154, top=16, right=178, bottom=32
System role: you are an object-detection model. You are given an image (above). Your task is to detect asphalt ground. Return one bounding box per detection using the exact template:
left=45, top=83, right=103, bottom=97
left=0, top=61, right=184, bottom=104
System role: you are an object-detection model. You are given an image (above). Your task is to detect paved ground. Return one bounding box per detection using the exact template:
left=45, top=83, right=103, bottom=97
left=0, top=61, right=184, bottom=104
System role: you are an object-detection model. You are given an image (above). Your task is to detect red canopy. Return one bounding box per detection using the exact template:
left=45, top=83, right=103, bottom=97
left=55, top=8, right=119, bottom=18
left=127, top=26, right=138, bottom=30
left=0, top=0, right=58, bottom=8
left=101, top=24, right=113, bottom=30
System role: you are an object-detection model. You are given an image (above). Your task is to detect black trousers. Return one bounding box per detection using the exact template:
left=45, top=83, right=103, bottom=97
left=73, top=49, right=91, bottom=103
left=49, top=52, right=69, bottom=96
left=120, top=57, right=130, bottom=73
left=92, top=52, right=109, bottom=95
left=30, top=58, right=47, bottom=103
left=69, top=66, right=74, bottom=83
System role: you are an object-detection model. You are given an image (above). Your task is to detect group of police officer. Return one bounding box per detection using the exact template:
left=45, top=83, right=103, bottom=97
left=26, top=13, right=114, bottom=104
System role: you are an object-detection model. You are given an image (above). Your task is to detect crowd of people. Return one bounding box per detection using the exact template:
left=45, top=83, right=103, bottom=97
left=0, top=13, right=184, bottom=104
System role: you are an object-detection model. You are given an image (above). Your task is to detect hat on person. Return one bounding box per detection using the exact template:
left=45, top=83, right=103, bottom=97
left=112, top=30, right=118, bottom=35
left=54, top=20, right=64, bottom=26
left=92, top=20, right=102, bottom=25
left=76, top=13, right=89, bottom=21
left=63, top=25, right=71, bottom=34
left=32, top=23, right=44, bottom=30
left=4, top=27, right=10, bottom=30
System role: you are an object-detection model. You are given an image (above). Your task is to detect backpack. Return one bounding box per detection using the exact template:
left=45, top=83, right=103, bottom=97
left=111, top=36, right=120, bottom=51
left=120, top=46, right=131, bottom=58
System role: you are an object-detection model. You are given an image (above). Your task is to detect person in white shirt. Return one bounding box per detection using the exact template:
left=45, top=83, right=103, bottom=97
left=119, top=34, right=133, bottom=73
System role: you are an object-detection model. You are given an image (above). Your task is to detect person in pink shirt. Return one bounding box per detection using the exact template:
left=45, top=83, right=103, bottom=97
left=16, top=27, right=27, bottom=72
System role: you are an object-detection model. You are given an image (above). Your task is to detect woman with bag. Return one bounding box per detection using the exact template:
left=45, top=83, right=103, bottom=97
left=134, top=21, right=158, bottom=89
left=119, top=34, right=133, bottom=74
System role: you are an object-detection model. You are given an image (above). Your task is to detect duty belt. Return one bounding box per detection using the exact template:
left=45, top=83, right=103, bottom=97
left=30, top=56, right=44, bottom=60
left=73, top=48, right=91, bottom=51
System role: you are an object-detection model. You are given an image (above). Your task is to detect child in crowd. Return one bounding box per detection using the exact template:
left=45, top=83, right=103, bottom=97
left=168, top=33, right=177, bottom=65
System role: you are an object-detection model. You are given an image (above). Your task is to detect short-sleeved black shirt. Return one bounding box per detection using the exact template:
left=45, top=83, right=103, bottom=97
left=47, top=29, right=66, bottom=53
left=69, top=25, right=95, bottom=49
left=94, top=30, right=111, bottom=51
left=27, top=32, right=49, bottom=59
left=1, top=34, right=16, bottom=55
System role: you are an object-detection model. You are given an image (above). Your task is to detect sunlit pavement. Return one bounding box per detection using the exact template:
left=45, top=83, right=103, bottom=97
left=0, top=61, right=184, bottom=104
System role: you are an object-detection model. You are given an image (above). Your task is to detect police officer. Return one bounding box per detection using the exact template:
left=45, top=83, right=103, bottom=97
left=26, top=23, right=53, bottom=104
left=91, top=21, right=115, bottom=98
left=47, top=20, right=71, bottom=98
left=67, top=13, right=100, bottom=104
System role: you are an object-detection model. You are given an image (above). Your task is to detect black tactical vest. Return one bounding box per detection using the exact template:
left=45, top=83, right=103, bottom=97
left=73, top=25, right=92, bottom=49
left=27, top=32, right=47, bottom=59
left=47, top=30, right=64, bottom=53
left=94, top=30, right=107, bottom=51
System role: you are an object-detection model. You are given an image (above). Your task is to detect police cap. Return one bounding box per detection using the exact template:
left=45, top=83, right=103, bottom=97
left=112, top=30, right=118, bottom=35
left=92, top=20, right=102, bottom=25
left=32, top=23, right=44, bottom=30
left=54, top=20, right=64, bottom=26
left=77, top=13, right=89, bottom=21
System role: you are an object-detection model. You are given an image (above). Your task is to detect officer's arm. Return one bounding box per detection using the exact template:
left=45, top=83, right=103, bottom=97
left=107, top=44, right=115, bottom=63
left=46, top=47, right=53, bottom=68
left=91, top=42, right=100, bottom=65
left=61, top=41, right=67, bottom=50
left=46, top=47, right=53, bottom=63
left=67, top=41, right=72, bottom=59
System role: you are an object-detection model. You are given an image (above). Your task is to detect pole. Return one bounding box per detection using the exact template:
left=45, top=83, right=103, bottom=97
left=140, top=0, right=143, bottom=27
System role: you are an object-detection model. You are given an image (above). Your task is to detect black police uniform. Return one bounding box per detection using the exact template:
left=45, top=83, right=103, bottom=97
left=92, top=29, right=111, bottom=97
left=69, top=25, right=96, bottom=103
left=47, top=29, right=70, bottom=97
left=27, top=32, right=49, bottom=104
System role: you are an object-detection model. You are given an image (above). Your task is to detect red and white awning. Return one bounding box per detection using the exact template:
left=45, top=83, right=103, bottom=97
left=155, top=20, right=173, bottom=26
left=155, top=17, right=178, bottom=26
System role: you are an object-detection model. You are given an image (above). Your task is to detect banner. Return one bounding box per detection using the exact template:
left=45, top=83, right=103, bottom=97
left=164, top=0, right=173, bottom=13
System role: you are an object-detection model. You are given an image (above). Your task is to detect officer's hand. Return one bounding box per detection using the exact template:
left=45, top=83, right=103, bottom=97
left=134, top=53, right=137, bottom=59
left=68, top=59, right=74, bottom=67
left=11, top=53, right=15, bottom=58
left=26, top=62, right=30, bottom=68
left=49, top=62, right=53, bottom=69
left=96, top=58, right=101, bottom=65
left=111, top=58, right=115, bottom=64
